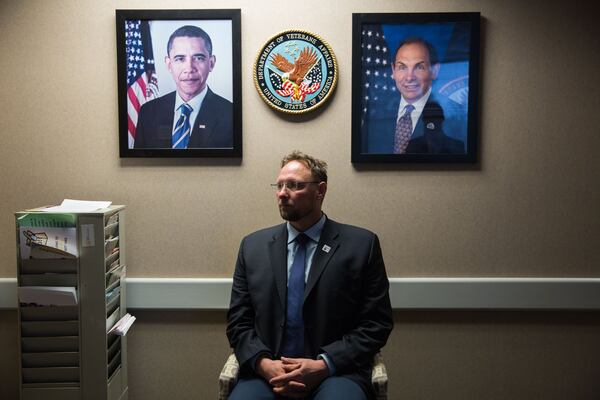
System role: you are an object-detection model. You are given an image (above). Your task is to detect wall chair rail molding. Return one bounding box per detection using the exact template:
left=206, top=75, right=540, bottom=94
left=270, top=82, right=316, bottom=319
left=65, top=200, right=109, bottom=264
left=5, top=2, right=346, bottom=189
left=3, top=277, right=600, bottom=310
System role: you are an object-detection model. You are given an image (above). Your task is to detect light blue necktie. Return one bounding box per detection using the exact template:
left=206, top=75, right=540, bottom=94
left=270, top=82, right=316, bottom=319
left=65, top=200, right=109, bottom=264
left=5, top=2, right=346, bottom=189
left=172, top=103, right=193, bottom=149
left=281, top=233, right=309, bottom=357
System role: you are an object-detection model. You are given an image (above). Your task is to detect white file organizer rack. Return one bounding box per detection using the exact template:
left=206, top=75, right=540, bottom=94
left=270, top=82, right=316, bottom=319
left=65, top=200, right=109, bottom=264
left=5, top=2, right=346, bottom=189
left=16, top=206, right=128, bottom=400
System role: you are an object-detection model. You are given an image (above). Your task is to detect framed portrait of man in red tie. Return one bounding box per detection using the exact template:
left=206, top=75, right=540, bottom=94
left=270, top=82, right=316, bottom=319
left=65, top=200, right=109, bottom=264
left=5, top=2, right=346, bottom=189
left=116, top=9, right=242, bottom=158
left=351, top=12, right=480, bottom=164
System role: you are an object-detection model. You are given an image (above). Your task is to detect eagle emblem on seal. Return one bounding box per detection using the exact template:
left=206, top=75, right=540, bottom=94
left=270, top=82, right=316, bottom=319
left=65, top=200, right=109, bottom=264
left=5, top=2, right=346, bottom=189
left=268, top=47, right=322, bottom=102
left=254, top=30, right=338, bottom=114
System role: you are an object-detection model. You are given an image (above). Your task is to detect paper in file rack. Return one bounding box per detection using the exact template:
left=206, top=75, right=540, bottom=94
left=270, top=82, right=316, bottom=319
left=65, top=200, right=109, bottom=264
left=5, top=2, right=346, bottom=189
left=108, top=313, right=136, bottom=336
left=19, top=227, right=78, bottom=259
left=18, top=212, right=78, bottom=259
left=19, top=286, right=78, bottom=306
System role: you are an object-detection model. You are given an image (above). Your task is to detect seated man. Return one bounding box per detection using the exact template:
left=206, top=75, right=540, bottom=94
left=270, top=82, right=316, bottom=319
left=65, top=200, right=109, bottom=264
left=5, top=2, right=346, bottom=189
left=227, top=151, right=393, bottom=399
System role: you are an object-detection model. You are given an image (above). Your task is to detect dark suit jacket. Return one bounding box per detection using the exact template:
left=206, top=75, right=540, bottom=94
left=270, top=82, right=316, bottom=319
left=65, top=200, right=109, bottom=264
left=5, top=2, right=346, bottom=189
left=133, top=88, right=233, bottom=149
left=226, top=218, right=393, bottom=398
left=364, top=97, right=465, bottom=154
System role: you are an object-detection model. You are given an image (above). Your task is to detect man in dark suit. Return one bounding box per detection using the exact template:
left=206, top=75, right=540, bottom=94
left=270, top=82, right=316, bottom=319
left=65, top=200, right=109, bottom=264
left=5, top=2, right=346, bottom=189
left=364, top=37, right=464, bottom=154
left=227, top=151, right=393, bottom=399
left=134, top=25, right=233, bottom=149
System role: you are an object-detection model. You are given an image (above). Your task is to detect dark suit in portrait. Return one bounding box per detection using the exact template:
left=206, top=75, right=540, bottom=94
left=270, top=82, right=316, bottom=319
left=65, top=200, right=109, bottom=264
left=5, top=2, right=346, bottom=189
left=133, top=88, right=233, bottom=149
left=227, top=218, right=393, bottom=399
left=364, top=97, right=465, bottom=154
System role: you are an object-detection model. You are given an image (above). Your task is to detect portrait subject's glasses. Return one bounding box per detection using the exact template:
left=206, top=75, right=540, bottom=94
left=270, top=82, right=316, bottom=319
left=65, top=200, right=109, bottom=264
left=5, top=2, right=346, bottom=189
left=270, top=181, right=319, bottom=192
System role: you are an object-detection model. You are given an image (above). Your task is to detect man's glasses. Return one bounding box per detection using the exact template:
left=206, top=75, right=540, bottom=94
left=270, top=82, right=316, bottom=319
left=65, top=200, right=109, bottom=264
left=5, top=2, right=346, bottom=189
left=270, top=181, right=319, bottom=192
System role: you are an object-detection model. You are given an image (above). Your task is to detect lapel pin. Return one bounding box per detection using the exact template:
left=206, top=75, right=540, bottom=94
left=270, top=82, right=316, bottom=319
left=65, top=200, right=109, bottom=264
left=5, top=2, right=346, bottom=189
left=198, top=124, right=206, bottom=129
left=426, top=122, right=435, bottom=130
left=322, top=245, right=331, bottom=253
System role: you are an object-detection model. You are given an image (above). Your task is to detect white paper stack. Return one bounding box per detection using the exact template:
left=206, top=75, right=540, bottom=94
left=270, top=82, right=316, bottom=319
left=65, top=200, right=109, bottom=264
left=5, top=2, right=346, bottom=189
left=19, top=286, right=78, bottom=306
left=108, top=313, right=136, bottom=336
left=40, top=199, right=112, bottom=213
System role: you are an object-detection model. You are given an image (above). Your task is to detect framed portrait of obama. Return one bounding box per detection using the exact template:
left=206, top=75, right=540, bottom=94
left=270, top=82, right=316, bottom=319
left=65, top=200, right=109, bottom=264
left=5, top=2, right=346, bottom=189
left=351, top=12, right=480, bottom=163
left=116, top=9, right=242, bottom=158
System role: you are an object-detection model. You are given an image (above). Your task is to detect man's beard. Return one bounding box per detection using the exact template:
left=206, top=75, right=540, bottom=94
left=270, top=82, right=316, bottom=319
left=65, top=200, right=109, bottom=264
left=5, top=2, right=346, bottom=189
left=279, top=203, right=315, bottom=222
left=279, top=207, right=300, bottom=221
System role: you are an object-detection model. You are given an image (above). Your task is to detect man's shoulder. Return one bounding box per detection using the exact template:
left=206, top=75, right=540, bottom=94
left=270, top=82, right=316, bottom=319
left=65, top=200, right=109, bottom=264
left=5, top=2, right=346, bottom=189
left=326, top=219, right=377, bottom=240
left=422, top=97, right=445, bottom=118
left=206, top=87, right=233, bottom=107
left=242, top=223, right=286, bottom=242
left=240, top=219, right=378, bottom=240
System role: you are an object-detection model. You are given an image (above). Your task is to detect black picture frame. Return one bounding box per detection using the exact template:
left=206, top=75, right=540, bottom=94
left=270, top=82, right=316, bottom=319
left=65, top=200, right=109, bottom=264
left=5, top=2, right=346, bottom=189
left=351, top=12, right=480, bottom=163
left=116, top=9, right=242, bottom=158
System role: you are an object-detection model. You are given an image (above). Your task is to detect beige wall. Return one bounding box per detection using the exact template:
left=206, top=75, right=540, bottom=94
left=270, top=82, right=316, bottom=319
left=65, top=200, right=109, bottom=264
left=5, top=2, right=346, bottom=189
left=1, top=0, right=598, bottom=279
left=1, top=0, right=600, bottom=399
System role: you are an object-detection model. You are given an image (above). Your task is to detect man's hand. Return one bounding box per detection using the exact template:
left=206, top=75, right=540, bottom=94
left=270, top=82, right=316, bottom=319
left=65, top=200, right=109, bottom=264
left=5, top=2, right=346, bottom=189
left=269, top=357, right=329, bottom=397
left=256, top=357, right=286, bottom=382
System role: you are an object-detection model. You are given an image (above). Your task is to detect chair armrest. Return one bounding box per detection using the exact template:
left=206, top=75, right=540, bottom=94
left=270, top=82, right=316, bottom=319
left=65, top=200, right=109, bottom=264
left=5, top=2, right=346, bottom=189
left=218, top=353, right=239, bottom=400
left=371, top=352, right=388, bottom=400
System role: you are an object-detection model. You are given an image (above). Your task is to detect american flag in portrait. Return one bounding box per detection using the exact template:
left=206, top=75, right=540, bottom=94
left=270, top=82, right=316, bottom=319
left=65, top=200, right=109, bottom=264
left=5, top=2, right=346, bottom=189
left=360, top=25, right=397, bottom=128
left=125, top=20, right=158, bottom=148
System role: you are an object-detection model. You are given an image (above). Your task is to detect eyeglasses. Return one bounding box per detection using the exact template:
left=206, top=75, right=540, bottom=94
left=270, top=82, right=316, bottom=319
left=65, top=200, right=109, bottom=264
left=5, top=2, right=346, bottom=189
left=270, top=181, right=319, bottom=192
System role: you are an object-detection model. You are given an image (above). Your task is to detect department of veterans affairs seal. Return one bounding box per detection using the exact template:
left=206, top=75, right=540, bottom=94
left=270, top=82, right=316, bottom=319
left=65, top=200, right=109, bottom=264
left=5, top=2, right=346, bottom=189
left=253, top=30, right=338, bottom=114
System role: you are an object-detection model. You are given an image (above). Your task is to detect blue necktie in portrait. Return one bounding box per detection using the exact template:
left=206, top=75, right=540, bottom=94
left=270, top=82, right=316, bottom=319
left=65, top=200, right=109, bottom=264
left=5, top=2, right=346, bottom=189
left=172, top=103, right=193, bottom=149
left=281, top=233, right=309, bottom=357
left=394, top=104, right=415, bottom=154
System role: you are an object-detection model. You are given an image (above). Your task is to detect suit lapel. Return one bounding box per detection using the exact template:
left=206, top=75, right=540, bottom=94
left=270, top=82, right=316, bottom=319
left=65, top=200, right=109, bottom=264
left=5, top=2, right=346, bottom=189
left=417, top=99, right=444, bottom=137
left=304, top=220, right=339, bottom=301
left=189, top=89, right=214, bottom=147
left=155, top=93, right=177, bottom=147
left=388, top=97, right=402, bottom=149
left=268, top=224, right=288, bottom=311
